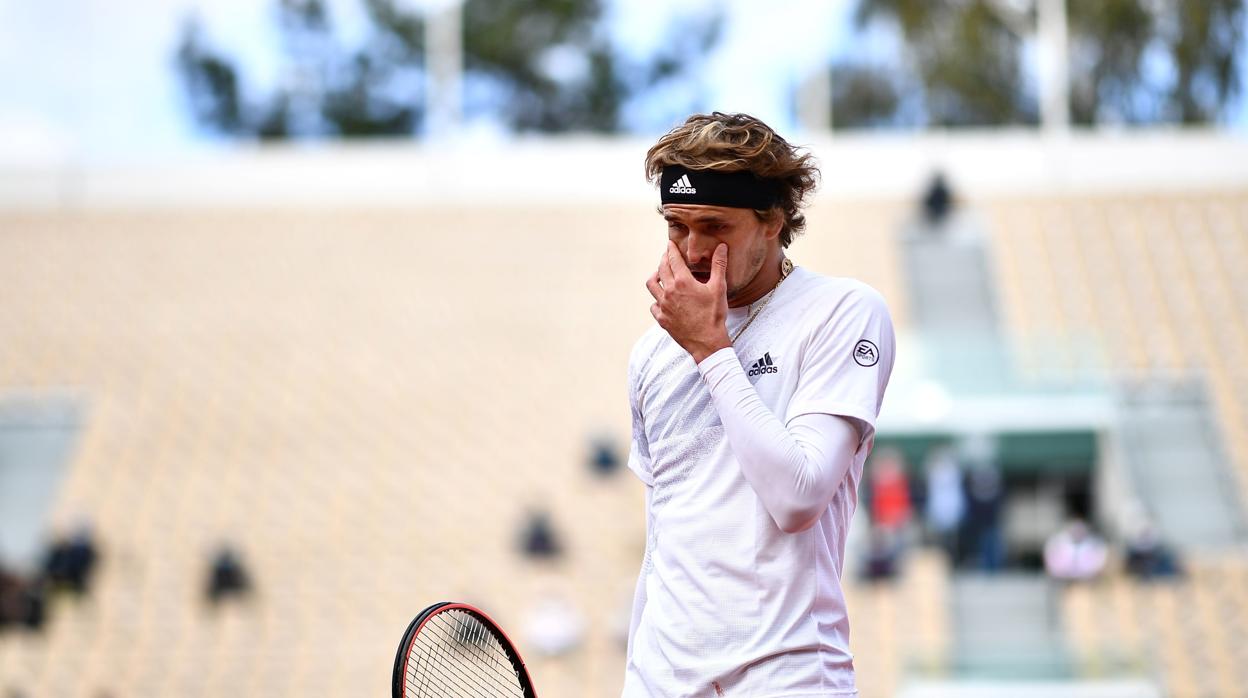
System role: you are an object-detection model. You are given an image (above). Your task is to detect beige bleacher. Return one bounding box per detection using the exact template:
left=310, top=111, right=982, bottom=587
left=0, top=202, right=902, bottom=697
left=984, top=191, right=1248, bottom=507
left=986, top=191, right=1248, bottom=696
left=1060, top=556, right=1248, bottom=698
left=1, top=188, right=1246, bottom=696
left=844, top=548, right=953, bottom=698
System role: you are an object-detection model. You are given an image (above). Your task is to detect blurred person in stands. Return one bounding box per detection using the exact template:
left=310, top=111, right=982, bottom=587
left=0, top=567, right=19, bottom=626
left=870, top=448, right=913, bottom=540
left=523, top=591, right=586, bottom=657
left=206, top=546, right=251, bottom=605
left=42, top=524, right=98, bottom=594
left=1044, top=519, right=1108, bottom=583
left=963, top=462, right=1005, bottom=571
left=588, top=436, right=622, bottom=477
left=861, top=525, right=901, bottom=583
left=625, top=112, right=896, bottom=697
left=921, top=172, right=953, bottom=228
left=0, top=568, right=45, bottom=631
left=1124, top=521, right=1181, bottom=581
left=519, top=509, right=563, bottom=560
left=922, top=446, right=965, bottom=561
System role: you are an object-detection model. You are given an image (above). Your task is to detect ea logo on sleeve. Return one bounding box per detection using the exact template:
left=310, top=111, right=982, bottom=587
left=853, top=339, right=879, bottom=367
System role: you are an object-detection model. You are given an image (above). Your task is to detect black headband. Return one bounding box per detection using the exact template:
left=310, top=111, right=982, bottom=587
left=659, top=165, right=781, bottom=210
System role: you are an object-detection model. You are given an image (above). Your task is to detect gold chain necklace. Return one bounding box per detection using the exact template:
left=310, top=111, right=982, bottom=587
left=730, top=257, right=794, bottom=344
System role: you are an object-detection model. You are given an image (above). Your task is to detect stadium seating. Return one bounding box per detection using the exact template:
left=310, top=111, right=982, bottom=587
left=984, top=193, right=1248, bottom=509
left=1, top=190, right=1246, bottom=697
left=1059, top=556, right=1248, bottom=698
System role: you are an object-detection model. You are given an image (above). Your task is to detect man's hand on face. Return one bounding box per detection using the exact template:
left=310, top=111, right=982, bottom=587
left=647, top=241, right=732, bottom=364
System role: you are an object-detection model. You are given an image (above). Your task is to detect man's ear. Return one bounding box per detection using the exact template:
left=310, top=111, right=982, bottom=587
left=763, top=211, right=783, bottom=240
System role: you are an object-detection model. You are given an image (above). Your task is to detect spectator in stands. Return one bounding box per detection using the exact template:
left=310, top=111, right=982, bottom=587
left=519, top=510, right=562, bottom=560
left=963, top=462, right=1005, bottom=572
left=42, top=525, right=98, bottom=594
left=1044, top=519, right=1108, bottom=583
left=1124, top=521, right=1182, bottom=581
left=0, top=568, right=19, bottom=627
left=523, top=592, right=586, bottom=657
left=206, top=546, right=251, bottom=605
left=0, top=568, right=45, bottom=631
left=922, top=447, right=965, bottom=562
left=860, top=526, right=900, bottom=583
left=588, top=436, right=621, bottom=477
left=869, top=448, right=913, bottom=541
left=921, top=172, right=953, bottom=227
left=20, top=583, right=45, bottom=630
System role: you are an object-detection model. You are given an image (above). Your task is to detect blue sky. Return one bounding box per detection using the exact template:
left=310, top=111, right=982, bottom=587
left=0, top=0, right=1243, bottom=164
left=0, top=0, right=851, bottom=161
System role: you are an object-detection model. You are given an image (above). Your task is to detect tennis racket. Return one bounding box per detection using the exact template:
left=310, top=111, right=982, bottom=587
left=392, top=601, right=538, bottom=698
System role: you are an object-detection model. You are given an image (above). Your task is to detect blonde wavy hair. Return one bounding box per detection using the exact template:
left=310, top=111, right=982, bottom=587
left=645, top=112, right=820, bottom=248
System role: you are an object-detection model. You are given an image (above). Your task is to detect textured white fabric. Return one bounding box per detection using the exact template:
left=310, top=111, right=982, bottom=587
left=699, top=352, right=861, bottom=535
left=623, top=267, right=895, bottom=698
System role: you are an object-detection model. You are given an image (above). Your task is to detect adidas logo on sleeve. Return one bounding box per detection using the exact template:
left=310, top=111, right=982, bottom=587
left=668, top=174, right=697, bottom=194
left=747, top=352, right=778, bottom=377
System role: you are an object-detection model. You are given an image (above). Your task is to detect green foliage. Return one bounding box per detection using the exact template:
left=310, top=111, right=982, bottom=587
left=838, top=0, right=1245, bottom=129
left=1067, top=0, right=1153, bottom=124
left=1163, top=0, right=1244, bottom=124
left=175, top=0, right=711, bottom=138
left=462, top=0, right=621, bottom=131
left=852, top=0, right=1036, bottom=127
left=176, top=0, right=423, bottom=138
left=321, top=55, right=419, bottom=137
left=364, top=0, right=424, bottom=55
left=830, top=62, right=904, bottom=129
left=924, top=0, right=1036, bottom=126
left=176, top=22, right=245, bottom=135
left=1068, top=0, right=1244, bottom=125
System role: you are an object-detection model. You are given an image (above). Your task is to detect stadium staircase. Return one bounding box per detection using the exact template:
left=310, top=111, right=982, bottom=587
left=901, top=216, right=1000, bottom=335
left=899, top=213, right=1014, bottom=392
left=1116, top=378, right=1248, bottom=550
left=899, top=206, right=1104, bottom=690
left=949, top=572, right=1069, bottom=678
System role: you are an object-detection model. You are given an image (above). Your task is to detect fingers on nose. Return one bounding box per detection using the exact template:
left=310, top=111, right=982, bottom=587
left=685, top=239, right=717, bottom=267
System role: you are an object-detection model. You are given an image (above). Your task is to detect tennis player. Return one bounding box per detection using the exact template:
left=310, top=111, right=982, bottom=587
left=623, top=112, right=896, bottom=697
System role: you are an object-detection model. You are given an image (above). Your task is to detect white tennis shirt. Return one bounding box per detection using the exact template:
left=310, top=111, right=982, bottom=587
left=623, top=267, right=895, bottom=697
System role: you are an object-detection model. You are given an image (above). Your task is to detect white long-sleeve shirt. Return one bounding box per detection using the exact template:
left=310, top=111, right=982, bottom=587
left=623, top=267, right=895, bottom=698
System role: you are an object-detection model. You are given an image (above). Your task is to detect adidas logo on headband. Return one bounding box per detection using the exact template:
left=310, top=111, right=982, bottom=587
left=669, top=174, right=697, bottom=195
left=660, top=165, right=781, bottom=209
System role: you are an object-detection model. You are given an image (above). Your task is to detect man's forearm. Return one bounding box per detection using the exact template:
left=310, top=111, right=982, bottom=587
left=698, top=348, right=860, bottom=533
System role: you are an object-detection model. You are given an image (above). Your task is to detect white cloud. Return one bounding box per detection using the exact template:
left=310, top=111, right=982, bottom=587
left=607, top=0, right=715, bottom=58
left=703, top=0, right=846, bottom=131
left=608, top=0, right=849, bottom=133
left=0, top=108, right=78, bottom=166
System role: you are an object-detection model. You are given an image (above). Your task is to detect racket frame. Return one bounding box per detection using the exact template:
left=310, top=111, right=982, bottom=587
left=392, top=601, right=538, bottom=698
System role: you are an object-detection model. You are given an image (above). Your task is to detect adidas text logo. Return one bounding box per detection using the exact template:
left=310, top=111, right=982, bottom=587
left=669, top=174, right=696, bottom=194
left=747, top=352, right=779, bottom=377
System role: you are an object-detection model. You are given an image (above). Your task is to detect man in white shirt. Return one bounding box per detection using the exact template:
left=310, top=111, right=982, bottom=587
left=623, top=112, right=896, bottom=697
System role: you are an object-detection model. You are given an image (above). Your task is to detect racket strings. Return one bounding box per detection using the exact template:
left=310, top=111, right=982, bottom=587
left=432, top=614, right=517, bottom=697
left=418, top=614, right=523, bottom=698
left=412, top=622, right=498, bottom=698
left=451, top=613, right=523, bottom=690
left=409, top=620, right=488, bottom=697
left=403, top=609, right=527, bottom=697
